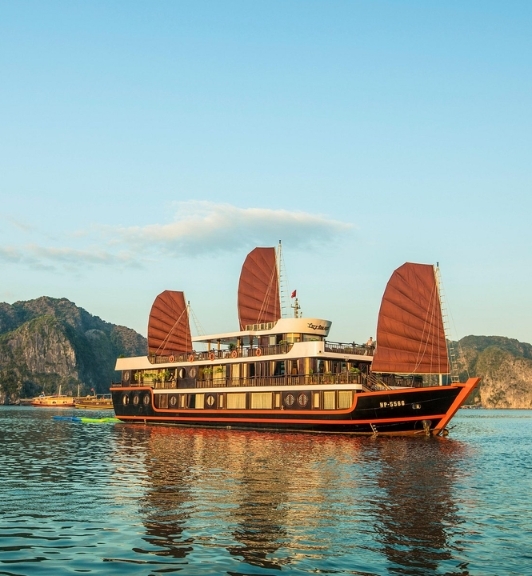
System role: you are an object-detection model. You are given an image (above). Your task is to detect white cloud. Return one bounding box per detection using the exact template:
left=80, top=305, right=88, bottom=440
left=0, top=202, right=353, bottom=270
left=114, top=201, right=353, bottom=257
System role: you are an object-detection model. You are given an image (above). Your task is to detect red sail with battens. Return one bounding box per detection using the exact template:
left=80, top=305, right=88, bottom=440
left=147, top=290, right=192, bottom=356
left=238, top=247, right=281, bottom=330
left=371, top=263, right=449, bottom=375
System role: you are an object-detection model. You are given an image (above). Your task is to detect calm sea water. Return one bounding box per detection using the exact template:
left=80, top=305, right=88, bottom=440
left=0, top=407, right=531, bottom=576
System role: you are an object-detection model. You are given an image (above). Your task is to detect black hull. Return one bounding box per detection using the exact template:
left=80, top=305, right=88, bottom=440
left=111, top=379, right=479, bottom=436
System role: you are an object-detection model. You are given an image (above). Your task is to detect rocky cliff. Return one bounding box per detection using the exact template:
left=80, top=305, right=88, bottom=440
left=0, top=297, right=146, bottom=401
left=454, top=335, right=532, bottom=408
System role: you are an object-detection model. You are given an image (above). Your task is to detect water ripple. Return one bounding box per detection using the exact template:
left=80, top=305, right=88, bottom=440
left=1, top=408, right=531, bottom=575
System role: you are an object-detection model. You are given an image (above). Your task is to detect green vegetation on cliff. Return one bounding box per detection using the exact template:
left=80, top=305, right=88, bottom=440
left=454, top=335, right=532, bottom=408
left=0, top=297, right=146, bottom=401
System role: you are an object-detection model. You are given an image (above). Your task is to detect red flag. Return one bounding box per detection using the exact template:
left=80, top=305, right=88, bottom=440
left=291, top=290, right=297, bottom=298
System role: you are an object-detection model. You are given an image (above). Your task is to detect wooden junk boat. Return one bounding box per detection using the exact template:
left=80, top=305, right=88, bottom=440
left=110, top=246, right=479, bottom=436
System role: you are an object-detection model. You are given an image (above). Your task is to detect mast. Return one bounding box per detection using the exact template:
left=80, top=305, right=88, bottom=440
left=277, top=240, right=286, bottom=317
left=277, top=240, right=302, bottom=318
left=435, top=262, right=460, bottom=385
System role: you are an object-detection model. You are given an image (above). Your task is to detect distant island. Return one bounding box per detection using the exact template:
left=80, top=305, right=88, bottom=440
left=0, top=297, right=531, bottom=408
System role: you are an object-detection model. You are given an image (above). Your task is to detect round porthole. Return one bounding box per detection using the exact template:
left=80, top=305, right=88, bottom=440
left=132, top=394, right=140, bottom=406
left=142, top=394, right=150, bottom=406
left=297, top=393, right=309, bottom=407
left=189, top=367, right=197, bottom=378
left=206, top=394, right=216, bottom=407
left=122, top=393, right=130, bottom=406
left=179, top=368, right=186, bottom=379
left=284, top=393, right=295, bottom=407
left=169, top=395, right=178, bottom=407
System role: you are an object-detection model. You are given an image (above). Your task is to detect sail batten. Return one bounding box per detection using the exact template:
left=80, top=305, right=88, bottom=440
left=238, top=247, right=281, bottom=330
left=372, top=262, right=449, bottom=375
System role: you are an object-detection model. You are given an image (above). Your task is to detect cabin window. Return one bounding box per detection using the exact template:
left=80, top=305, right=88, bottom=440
left=323, top=391, right=336, bottom=409
left=338, top=391, right=352, bottom=409
left=303, top=334, right=322, bottom=342
left=159, top=394, right=168, bottom=409
left=313, top=392, right=320, bottom=408
left=251, top=392, right=272, bottom=409
left=195, top=394, right=204, bottom=409
left=274, top=392, right=281, bottom=408
left=227, top=393, right=246, bottom=409
left=285, top=333, right=301, bottom=343
left=274, top=361, right=285, bottom=377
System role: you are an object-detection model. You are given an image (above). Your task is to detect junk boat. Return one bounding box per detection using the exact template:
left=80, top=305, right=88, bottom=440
left=110, top=245, right=479, bottom=436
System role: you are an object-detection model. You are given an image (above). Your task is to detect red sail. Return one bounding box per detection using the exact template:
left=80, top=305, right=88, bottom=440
left=371, top=263, right=449, bottom=374
left=238, top=247, right=281, bottom=330
left=147, top=290, right=192, bottom=356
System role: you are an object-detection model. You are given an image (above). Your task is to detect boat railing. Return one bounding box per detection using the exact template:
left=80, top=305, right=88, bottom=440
left=189, top=372, right=364, bottom=389
left=121, top=370, right=367, bottom=390
left=363, top=373, right=392, bottom=391
left=324, top=341, right=374, bottom=356
left=148, top=342, right=295, bottom=364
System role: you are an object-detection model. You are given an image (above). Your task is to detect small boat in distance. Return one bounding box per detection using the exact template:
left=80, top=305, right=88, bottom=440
left=74, top=394, right=114, bottom=410
left=110, top=244, right=480, bottom=436
left=31, top=388, right=75, bottom=408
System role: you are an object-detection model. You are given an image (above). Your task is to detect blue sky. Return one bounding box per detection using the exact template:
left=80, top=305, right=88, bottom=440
left=1, top=1, right=531, bottom=345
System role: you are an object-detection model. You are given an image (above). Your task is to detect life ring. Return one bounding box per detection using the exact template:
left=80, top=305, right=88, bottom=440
left=255, top=348, right=262, bottom=356
left=169, top=355, right=175, bottom=362
left=231, top=350, right=238, bottom=358
left=209, top=352, right=215, bottom=361
left=188, top=354, right=195, bottom=362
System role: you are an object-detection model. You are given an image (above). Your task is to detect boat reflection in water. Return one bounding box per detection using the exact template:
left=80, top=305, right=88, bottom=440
left=371, top=439, right=469, bottom=574
left=110, top=423, right=471, bottom=574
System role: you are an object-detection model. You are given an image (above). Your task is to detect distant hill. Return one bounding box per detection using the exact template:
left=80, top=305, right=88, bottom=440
left=0, top=297, right=146, bottom=401
left=453, top=335, right=532, bottom=409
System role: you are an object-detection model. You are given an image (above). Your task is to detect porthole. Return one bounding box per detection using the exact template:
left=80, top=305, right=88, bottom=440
left=189, top=367, right=197, bottom=378
left=142, top=394, right=150, bottom=406
left=169, top=395, right=178, bottom=407
left=122, top=393, right=129, bottom=406
left=179, top=368, right=186, bottom=379
left=132, top=394, right=140, bottom=406
left=284, top=393, right=295, bottom=407
left=297, top=393, right=309, bottom=408
left=206, top=394, right=216, bottom=407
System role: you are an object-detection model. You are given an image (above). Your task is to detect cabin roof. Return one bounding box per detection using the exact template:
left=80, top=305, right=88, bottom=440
left=192, top=317, right=331, bottom=344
